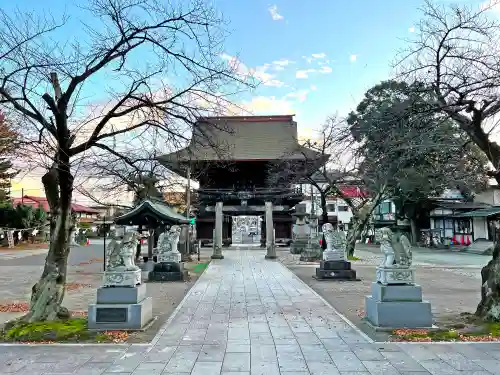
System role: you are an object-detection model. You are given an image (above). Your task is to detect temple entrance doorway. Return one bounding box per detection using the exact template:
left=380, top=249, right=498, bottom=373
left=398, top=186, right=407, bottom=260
left=232, top=216, right=261, bottom=245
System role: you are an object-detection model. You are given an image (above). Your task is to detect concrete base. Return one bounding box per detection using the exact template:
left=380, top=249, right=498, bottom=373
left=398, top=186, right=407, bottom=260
left=290, top=239, right=308, bottom=254
left=365, top=296, right=433, bottom=328
left=88, top=296, right=153, bottom=330
left=364, top=282, right=433, bottom=329
left=320, top=260, right=352, bottom=270
left=148, top=271, right=188, bottom=282
left=315, top=268, right=357, bottom=280
left=148, top=262, right=188, bottom=282
left=265, top=254, right=277, bottom=260
left=370, top=282, right=423, bottom=302
left=211, top=254, right=224, bottom=259
left=363, top=318, right=437, bottom=332
left=96, top=284, right=147, bottom=304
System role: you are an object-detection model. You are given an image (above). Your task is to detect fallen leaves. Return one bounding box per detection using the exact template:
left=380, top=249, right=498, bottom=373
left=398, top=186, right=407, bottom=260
left=356, top=308, right=365, bottom=318
left=70, top=311, right=88, bottom=317
left=393, top=329, right=429, bottom=336
left=390, top=328, right=500, bottom=342
left=65, top=283, right=92, bottom=291
left=391, top=336, right=433, bottom=342
left=0, top=302, right=29, bottom=312
left=19, top=340, right=56, bottom=344
left=103, top=330, right=128, bottom=343
left=73, top=258, right=104, bottom=266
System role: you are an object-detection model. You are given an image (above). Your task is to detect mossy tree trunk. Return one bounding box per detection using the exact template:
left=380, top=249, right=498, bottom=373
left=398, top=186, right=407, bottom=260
left=18, top=159, right=75, bottom=323
left=346, top=218, right=366, bottom=257
left=476, top=225, right=500, bottom=321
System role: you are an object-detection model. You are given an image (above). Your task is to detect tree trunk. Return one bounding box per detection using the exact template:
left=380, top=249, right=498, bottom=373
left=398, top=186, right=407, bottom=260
left=346, top=218, right=365, bottom=257
left=476, top=229, right=500, bottom=321
left=410, top=218, right=419, bottom=245
left=13, top=164, right=73, bottom=324
left=136, top=224, right=142, bottom=261
left=320, top=192, right=328, bottom=250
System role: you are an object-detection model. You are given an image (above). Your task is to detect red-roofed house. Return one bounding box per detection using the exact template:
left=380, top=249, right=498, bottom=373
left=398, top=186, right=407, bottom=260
left=11, top=196, right=100, bottom=223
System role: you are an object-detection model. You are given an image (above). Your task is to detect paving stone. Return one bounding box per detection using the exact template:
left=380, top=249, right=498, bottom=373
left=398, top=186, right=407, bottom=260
left=362, top=360, right=401, bottom=375
left=380, top=350, right=428, bottom=372
left=222, top=353, right=250, bottom=372
left=474, top=359, right=500, bottom=374
left=191, top=361, right=222, bottom=375
left=306, top=361, right=341, bottom=375
left=4, top=250, right=500, bottom=375
left=329, top=351, right=367, bottom=372
left=250, top=361, right=280, bottom=375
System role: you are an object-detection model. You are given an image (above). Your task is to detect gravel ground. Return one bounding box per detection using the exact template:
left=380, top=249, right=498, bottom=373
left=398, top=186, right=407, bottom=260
left=0, top=247, right=213, bottom=343
left=277, top=248, right=483, bottom=341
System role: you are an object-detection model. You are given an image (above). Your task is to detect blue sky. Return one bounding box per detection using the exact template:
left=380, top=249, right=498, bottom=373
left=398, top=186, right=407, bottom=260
left=213, top=0, right=488, bottom=135
left=3, top=0, right=489, bottom=138
left=5, top=0, right=492, bottom=199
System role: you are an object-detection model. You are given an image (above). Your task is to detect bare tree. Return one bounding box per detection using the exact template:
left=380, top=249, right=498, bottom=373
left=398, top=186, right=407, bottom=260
left=397, top=0, right=500, bottom=322
left=271, top=116, right=388, bottom=256
left=397, top=0, right=500, bottom=183
left=0, top=0, right=252, bottom=323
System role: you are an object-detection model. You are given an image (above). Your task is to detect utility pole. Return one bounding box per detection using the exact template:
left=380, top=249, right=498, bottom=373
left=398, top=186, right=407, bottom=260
left=186, top=165, right=191, bottom=219
left=310, top=184, right=314, bottom=216
left=185, top=164, right=191, bottom=257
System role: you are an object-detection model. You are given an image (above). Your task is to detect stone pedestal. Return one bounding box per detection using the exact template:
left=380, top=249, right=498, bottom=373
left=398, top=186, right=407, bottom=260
left=315, top=260, right=357, bottom=280
left=299, top=235, right=322, bottom=261
left=102, top=269, right=141, bottom=287
left=291, top=204, right=310, bottom=254
left=365, top=282, right=433, bottom=329
left=148, top=262, right=188, bottom=282
left=375, top=266, right=415, bottom=285
left=88, top=282, right=153, bottom=330
left=158, top=250, right=181, bottom=263
left=290, top=238, right=308, bottom=254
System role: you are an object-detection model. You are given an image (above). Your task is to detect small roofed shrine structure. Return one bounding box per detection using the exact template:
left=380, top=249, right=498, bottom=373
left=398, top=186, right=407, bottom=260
left=114, top=198, right=190, bottom=260
left=158, top=115, right=328, bottom=259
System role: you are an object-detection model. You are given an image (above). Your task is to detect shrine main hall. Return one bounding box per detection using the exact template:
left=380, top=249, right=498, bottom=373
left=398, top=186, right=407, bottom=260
left=158, top=115, right=327, bottom=257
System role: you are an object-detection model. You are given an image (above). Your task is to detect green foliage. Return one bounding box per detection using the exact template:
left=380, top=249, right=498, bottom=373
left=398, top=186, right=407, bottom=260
left=348, top=80, right=489, bottom=221
left=347, top=255, right=361, bottom=261
left=3, top=319, right=90, bottom=342
left=0, top=203, right=46, bottom=229
left=78, top=222, right=91, bottom=229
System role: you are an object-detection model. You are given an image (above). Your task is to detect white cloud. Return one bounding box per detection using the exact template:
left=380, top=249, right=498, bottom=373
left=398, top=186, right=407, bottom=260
left=303, top=53, right=327, bottom=64
left=228, top=96, right=295, bottom=116
left=221, top=53, right=284, bottom=87
left=271, top=59, right=293, bottom=71
left=311, top=85, right=317, bottom=91
left=296, top=69, right=316, bottom=79
left=268, top=5, right=284, bottom=21
left=350, top=54, right=357, bottom=62
left=408, top=26, right=415, bottom=33
left=319, top=66, right=332, bottom=73
left=285, top=90, right=310, bottom=103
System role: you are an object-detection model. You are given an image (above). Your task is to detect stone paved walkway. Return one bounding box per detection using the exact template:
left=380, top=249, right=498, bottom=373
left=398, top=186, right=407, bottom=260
left=1, top=249, right=500, bottom=374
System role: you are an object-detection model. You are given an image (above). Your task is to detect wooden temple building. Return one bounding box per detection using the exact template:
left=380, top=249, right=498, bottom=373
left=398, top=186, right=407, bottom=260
left=158, top=115, right=327, bottom=255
